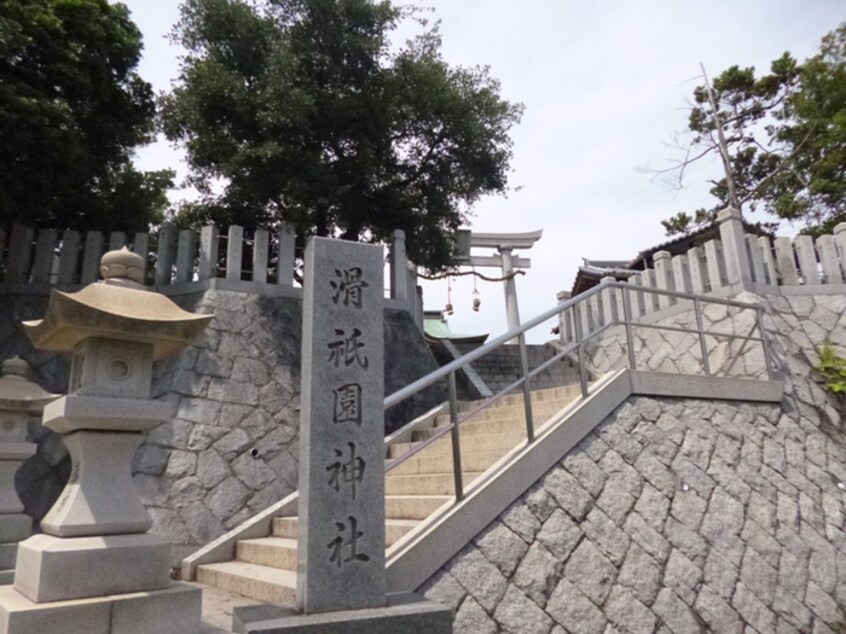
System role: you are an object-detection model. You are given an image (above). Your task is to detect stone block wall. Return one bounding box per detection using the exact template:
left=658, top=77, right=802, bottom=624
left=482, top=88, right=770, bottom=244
left=453, top=343, right=582, bottom=395
left=419, top=292, right=846, bottom=632
left=1, top=288, right=443, bottom=563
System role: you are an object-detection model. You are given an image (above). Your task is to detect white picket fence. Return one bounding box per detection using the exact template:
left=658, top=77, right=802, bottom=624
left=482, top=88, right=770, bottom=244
left=0, top=222, right=423, bottom=325
left=560, top=208, right=846, bottom=343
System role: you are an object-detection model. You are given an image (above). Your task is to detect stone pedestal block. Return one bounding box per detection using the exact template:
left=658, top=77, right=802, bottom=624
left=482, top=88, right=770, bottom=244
left=14, top=533, right=170, bottom=603
left=233, top=592, right=452, bottom=634
left=39, top=430, right=151, bottom=537
left=0, top=582, right=201, bottom=634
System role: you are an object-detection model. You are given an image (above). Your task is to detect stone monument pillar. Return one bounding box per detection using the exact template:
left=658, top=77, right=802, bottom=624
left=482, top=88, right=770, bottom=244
left=0, top=357, right=58, bottom=584
left=0, top=247, right=212, bottom=634
left=234, top=237, right=451, bottom=633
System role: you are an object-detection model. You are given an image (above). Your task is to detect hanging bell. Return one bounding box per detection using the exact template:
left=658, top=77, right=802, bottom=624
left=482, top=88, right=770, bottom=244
left=472, top=297, right=481, bottom=312
left=445, top=302, right=454, bottom=316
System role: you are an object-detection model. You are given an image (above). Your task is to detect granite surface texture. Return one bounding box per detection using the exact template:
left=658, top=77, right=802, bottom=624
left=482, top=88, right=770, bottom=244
left=420, top=292, right=846, bottom=633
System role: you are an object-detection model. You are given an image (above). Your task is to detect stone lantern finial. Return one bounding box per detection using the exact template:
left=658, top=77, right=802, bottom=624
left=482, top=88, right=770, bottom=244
left=1, top=357, right=28, bottom=380
left=100, top=247, right=145, bottom=288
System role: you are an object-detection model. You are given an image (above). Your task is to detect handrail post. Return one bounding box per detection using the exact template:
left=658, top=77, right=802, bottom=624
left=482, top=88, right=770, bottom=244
left=694, top=298, right=711, bottom=376
left=448, top=372, right=464, bottom=501
left=518, top=333, right=535, bottom=443
left=757, top=307, right=774, bottom=380
left=573, top=309, right=589, bottom=397
left=622, top=285, right=636, bottom=369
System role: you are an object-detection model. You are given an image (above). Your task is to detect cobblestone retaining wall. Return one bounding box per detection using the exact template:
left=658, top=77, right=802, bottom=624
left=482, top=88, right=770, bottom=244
left=2, top=289, right=442, bottom=562
left=420, top=292, right=846, bottom=633
left=585, top=298, right=768, bottom=380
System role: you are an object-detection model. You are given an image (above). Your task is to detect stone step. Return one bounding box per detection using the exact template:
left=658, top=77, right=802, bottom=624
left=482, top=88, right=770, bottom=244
left=384, top=472, right=483, bottom=496
left=236, top=537, right=297, bottom=570
left=413, top=415, right=524, bottom=442
left=271, top=517, right=419, bottom=547
left=460, top=384, right=581, bottom=410
left=272, top=517, right=298, bottom=539
left=196, top=561, right=296, bottom=604
left=437, top=399, right=573, bottom=427
left=390, top=428, right=523, bottom=461
left=385, top=495, right=451, bottom=519
left=388, top=446, right=513, bottom=476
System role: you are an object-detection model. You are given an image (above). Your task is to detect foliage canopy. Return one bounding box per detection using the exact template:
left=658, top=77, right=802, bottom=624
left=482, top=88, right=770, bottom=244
left=660, top=23, right=846, bottom=237
left=161, top=0, right=523, bottom=271
left=0, top=0, right=172, bottom=233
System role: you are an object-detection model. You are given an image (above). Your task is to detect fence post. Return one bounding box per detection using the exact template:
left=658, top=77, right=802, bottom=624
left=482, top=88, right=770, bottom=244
left=794, top=235, right=819, bottom=285
left=758, top=236, right=778, bottom=286
left=687, top=246, right=706, bottom=294
left=4, top=224, right=34, bottom=282
left=276, top=223, right=296, bottom=287
left=80, top=231, right=104, bottom=284
left=253, top=229, right=269, bottom=283
left=175, top=229, right=197, bottom=283
left=672, top=254, right=692, bottom=293
left=132, top=232, right=150, bottom=283
left=653, top=250, right=674, bottom=308
left=600, top=277, right=618, bottom=324
left=746, top=235, right=766, bottom=285
left=390, top=229, right=408, bottom=303
left=31, top=229, right=56, bottom=283
left=57, top=230, right=81, bottom=284
left=198, top=225, right=219, bottom=280
left=817, top=235, right=842, bottom=285
left=835, top=223, right=846, bottom=276
left=704, top=239, right=725, bottom=291
left=155, top=224, right=177, bottom=287
left=226, top=225, right=244, bottom=281
left=717, top=207, right=753, bottom=289
left=773, top=237, right=799, bottom=286
left=557, top=290, right=572, bottom=344
left=109, top=232, right=127, bottom=251
left=629, top=273, right=645, bottom=317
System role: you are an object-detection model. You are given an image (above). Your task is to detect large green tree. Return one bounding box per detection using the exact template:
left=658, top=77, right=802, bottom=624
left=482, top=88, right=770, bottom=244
left=161, top=0, right=523, bottom=271
left=660, top=23, right=846, bottom=237
left=0, top=0, right=172, bottom=233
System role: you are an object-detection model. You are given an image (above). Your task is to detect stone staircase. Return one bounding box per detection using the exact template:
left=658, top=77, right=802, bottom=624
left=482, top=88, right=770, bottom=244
left=193, top=383, right=583, bottom=604
left=453, top=342, right=581, bottom=394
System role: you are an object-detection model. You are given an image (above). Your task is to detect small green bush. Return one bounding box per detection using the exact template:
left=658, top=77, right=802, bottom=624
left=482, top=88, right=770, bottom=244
left=815, top=341, right=846, bottom=396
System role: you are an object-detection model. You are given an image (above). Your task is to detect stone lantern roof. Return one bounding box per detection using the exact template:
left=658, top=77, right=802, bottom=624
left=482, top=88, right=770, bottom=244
left=0, top=357, right=59, bottom=412
left=22, top=247, right=212, bottom=360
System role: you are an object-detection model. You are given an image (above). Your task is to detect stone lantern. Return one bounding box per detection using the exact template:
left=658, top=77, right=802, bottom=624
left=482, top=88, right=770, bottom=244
left=0, top=248, right=212, bottom=633
left=0, top=357, right=58, bottom=584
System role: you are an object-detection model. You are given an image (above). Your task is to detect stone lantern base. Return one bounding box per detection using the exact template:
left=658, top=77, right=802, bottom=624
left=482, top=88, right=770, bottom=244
left=0, top=583, right=200, bottom=634
left=0, top=516, right=30, bottom=585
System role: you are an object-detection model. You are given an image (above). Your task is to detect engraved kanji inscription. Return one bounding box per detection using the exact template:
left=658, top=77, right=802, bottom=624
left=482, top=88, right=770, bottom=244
left=330, top=267, right=369, bottom=308
left=327, top=328, right=369, bottom=369
left=326, top=441, right=366, bottom=500
left=327, top=516, right=370, bottom=567
left=333, top=383, right=362, bottom=425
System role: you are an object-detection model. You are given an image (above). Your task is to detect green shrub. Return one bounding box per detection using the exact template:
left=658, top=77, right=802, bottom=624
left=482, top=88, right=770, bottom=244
left=815, top=341, right=846, bottom=396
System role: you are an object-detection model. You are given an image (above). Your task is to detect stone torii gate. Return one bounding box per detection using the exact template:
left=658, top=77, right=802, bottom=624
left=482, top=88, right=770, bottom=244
left=455, top=229, right=543, bottom=334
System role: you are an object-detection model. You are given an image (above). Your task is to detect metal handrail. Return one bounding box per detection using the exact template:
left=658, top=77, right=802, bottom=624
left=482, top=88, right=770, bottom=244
left=382, top=280, right=776, bottom=501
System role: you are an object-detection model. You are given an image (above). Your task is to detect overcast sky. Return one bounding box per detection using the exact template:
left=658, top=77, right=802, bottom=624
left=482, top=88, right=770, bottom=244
left=124, top=0, right=842, bottom=341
